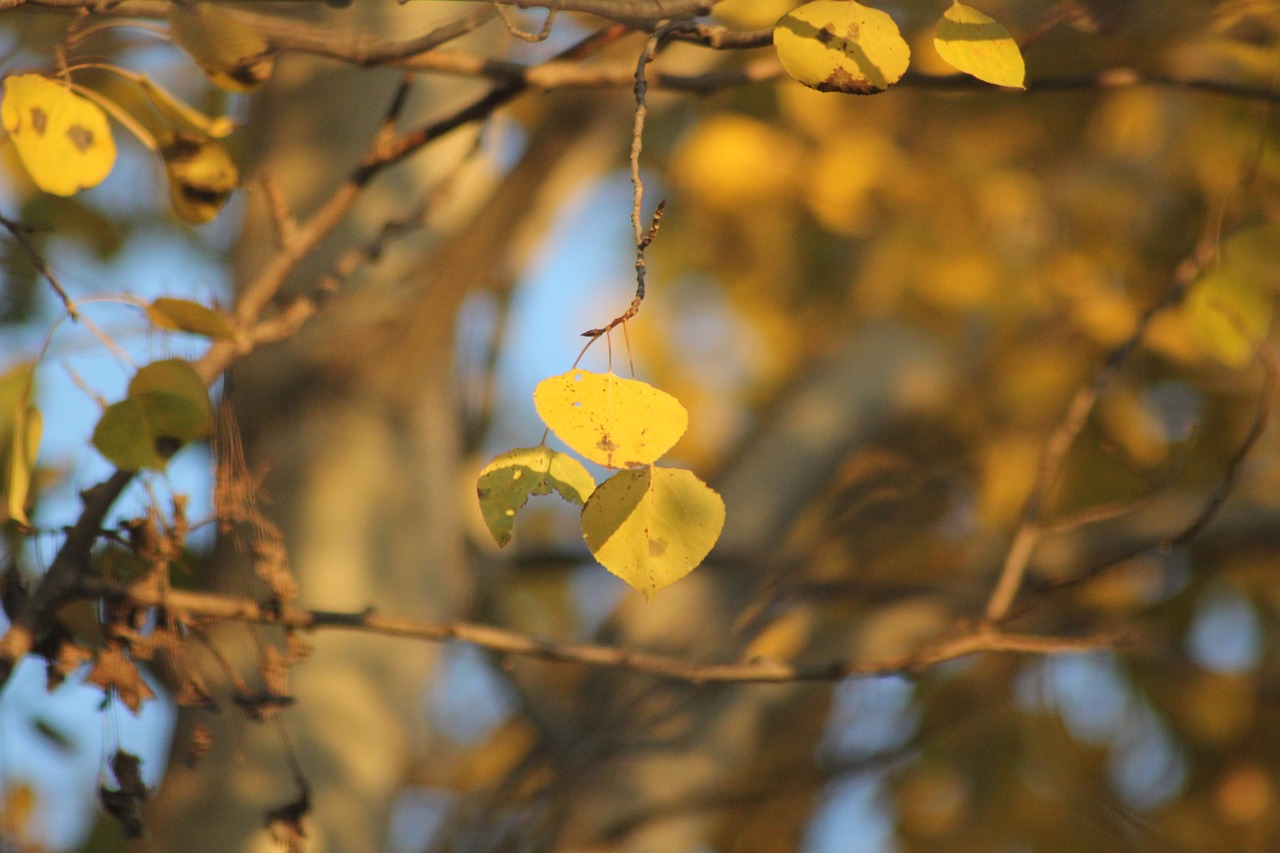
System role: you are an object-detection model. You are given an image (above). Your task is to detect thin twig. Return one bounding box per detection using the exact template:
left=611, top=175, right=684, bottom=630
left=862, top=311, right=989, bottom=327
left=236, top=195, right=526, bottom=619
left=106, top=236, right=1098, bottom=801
left=984, top=241, right=1217, bottom=623
left=0, top=212, right=77, bottom=320
left=1163, top=344, right=1277, bottom=550
left=80, top=578, right=1122, bottom=685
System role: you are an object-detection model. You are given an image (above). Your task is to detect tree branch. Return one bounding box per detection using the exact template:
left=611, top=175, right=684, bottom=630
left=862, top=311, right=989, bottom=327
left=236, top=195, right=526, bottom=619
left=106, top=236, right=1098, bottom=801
left=83, top=578, right=1121, bottom=685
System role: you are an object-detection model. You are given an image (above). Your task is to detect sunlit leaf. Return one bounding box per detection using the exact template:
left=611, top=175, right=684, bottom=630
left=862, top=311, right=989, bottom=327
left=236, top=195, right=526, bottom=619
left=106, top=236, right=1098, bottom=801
left=477, top=446, right=596, bottom=546
left=773, top=0, right=911, bottom=94
left=1, top=74, right=116, bottom=196
left=161, top=135, right=238, bottom=225
left=581, top=466, right=725, bottom=602
left=136, top=74, right=236, bottom=138
left=169, top=4, right=275, bottom=92
left=933, top=1, right=1026, bottom=89
left=6, top=405, right=40, bottom=525
left=92, top=359, right=212, bottom=471
left=533, top=370, right=688, bottom=468
left=1185, top=270, right=1272, bottom=367
left=147, top=297, right=236, bottom=339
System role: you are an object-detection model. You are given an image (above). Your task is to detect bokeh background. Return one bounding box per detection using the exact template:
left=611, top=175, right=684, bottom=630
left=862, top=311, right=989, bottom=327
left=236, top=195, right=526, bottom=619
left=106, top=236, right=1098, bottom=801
left=3, top=1, right=1280, bottom=851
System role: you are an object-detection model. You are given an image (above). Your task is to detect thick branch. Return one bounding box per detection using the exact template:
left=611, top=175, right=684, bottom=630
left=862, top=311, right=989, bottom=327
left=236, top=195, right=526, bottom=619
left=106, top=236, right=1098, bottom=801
left=0, top=471, right=133, bottom=686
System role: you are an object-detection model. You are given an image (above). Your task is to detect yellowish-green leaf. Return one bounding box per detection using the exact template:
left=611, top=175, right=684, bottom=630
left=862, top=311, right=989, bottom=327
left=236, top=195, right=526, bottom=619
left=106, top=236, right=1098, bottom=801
left=582, top=466, right=725, bottom=602
left=1185, top=270, right=1272, bottom=367
left=169, top=4, right=275, bottom=92
left=6, top=405, right=41, bottom=525
left=774, top=0, right=910, bottom=94
left=477, top=446, right=596, bottom=546
left=93, top=359, right=212, bottom=471
left=933, top=1, right=1026, bottom=89
left=136, top=74, right=236, bottom=138
left=162, top=135, right=238, bottom=225
left=1, top=74, right=116, bottom=196
left=147, top=297, right=235, bottom=339
left=533, top=370, right=688, bottom=469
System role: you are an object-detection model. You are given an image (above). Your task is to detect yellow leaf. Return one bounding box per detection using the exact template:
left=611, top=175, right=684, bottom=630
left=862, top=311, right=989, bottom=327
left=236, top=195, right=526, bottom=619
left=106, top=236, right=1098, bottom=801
left=161, top=135, right=238, bottom=225
left=147, top=297, right=236, bottom=339
left=933, top=1, right=1026, bottom=89
left=582, top=466, right=725, bottom=602
left=6, top=405, right=40, bottom=525
left=1184, top=270, right=1272, bottom=367
left=774, top=0, right=911, bottom=94
left=1, top=74, right=116, bottom=196
left=169, top=4, right=275, bottom=92
left=533, top=370, right=688, bottom=469
left=477, top=446, right=596, bottom=547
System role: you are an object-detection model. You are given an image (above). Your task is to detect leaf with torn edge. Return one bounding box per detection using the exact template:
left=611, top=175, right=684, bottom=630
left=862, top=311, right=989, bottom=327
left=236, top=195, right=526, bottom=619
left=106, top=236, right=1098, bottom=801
left=582, top=466, right=725, bottom=602
left=85, top=645, right=156, bottom=714
left=933, top=1, right=1026, bottom=89
left=534, top=370, right=688, bottom=469
left=1, top=74, right=116, bottom=196
left=774, top=0, right=911, bottom=94
left=147, top=297, right=236, bottom=339
left=477, top=446, right=596, bottom=546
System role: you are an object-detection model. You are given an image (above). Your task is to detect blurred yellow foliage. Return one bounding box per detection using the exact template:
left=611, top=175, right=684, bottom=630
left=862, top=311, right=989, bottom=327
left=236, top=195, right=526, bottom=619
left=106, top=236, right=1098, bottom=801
left=671, top=114, right=801, bottom=212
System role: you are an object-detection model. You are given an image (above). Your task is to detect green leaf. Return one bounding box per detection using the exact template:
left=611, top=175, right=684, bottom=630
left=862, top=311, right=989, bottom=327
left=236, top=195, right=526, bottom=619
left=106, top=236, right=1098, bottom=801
left=933, top=2, right=1026, bottom=89
left=533, top=370, right=688, bottom=469
left=147, top=297, right=236, bottom=339
left=581, top=466, right=725, bottom=602
left=1185, top=270, right=1272, bottom=367
left=6, top=405, right=41, bottom=525
left=477, top=446, right=596, bottom=547
left=774, top=0, right=911, bottom=95
left=92, top=359, right=212, bottom=471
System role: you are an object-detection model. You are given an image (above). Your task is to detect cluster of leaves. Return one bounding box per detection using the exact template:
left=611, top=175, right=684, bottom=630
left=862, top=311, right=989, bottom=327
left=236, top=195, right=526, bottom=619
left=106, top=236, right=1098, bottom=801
left=477, top=369, right=724, bottom=602
left=775, top=0, right=1026, bottom=94
left=3, top=296, right=232, bottom=527
left=0, top=3, right=266, bottom=222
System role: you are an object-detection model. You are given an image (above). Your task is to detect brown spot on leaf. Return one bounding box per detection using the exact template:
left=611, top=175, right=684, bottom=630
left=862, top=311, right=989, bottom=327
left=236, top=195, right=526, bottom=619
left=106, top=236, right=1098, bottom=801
left=29, top=106, right=46, bottom=135
left=817, top=67, right=885, bottom=95
left=649, top=537, right=668, bottom=557
left=66, top=123, right=94, bottom=152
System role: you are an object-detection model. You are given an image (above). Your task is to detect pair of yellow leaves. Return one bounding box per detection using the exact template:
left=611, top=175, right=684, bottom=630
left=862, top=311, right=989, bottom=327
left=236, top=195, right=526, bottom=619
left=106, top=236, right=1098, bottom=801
left=478, top=371, right=725, bottom=602
left=775, top=0, right=1026, bottom=95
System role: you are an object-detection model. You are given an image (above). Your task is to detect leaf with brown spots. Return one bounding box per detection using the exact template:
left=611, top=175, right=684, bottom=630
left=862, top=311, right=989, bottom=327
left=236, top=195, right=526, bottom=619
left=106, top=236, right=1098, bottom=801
left=1, top=74, right=116, bottom=195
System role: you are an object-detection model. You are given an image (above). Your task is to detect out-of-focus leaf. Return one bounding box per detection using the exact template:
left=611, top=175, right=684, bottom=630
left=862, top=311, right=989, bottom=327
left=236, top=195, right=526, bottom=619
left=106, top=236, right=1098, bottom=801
left=774, top=1, right=910, bottom=94
left=6, top=405, right=40, bottom=525
left=477, top=446, right=595, bottom=547
left=169, top=4, right=275, bottom=92
left=161, top=135, right=238, bottom=225
left=581, top=466, right=724, bottom=602
left=136, top=74, right=236, bottom=138
left=92, top=359, right=212, bottom=471
left=534, top=370, right=688, bottom=469
left=933, top=2, right=1026, bottom=89
left=1, top=74, right=116, bottom=196
left=1185, top=269, right=1272, bottom=367
left=147, top=297, right=235, bottom=339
